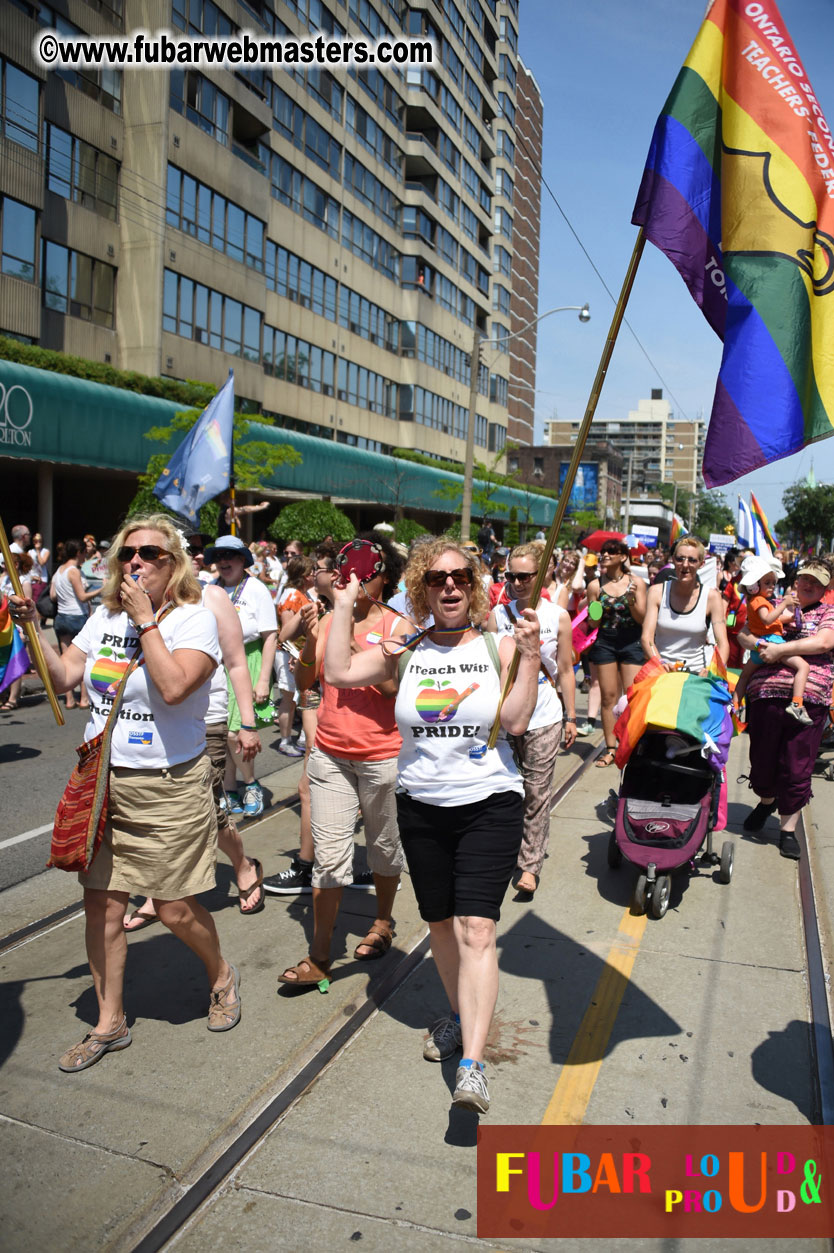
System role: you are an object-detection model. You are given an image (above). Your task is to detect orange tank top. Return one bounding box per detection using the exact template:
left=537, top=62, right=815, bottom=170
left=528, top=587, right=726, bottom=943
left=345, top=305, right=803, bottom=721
left=314, top=612, right=402, bottom=762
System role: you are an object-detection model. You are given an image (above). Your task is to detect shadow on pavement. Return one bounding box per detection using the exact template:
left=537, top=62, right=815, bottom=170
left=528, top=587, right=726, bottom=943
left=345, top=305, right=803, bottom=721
left=751, top=1020, right=817, bottom=1121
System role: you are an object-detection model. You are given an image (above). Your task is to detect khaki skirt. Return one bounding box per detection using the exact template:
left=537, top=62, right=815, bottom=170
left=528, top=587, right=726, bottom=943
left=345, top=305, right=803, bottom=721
left=81, top=753, right=217, bottom=899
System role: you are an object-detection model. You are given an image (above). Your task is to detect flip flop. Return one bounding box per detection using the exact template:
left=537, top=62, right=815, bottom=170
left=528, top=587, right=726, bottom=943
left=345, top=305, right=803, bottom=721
left=238, top=858, right=265, bottom=915
left=123, top=905, right=158, bottom=932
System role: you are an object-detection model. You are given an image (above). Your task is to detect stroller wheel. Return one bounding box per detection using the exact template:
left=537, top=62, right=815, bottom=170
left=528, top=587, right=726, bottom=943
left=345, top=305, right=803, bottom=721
left=631, top=873, right=649, bottom=915
left=649, top=875, right=671, bottom=919
left=718, top=841, right=734, bottom=884
left=607, top=831, right=622, bottom=869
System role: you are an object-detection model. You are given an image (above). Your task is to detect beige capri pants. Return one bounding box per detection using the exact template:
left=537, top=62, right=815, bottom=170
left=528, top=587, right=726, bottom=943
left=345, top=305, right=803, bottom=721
left=307, top=746, right=404, bottom=888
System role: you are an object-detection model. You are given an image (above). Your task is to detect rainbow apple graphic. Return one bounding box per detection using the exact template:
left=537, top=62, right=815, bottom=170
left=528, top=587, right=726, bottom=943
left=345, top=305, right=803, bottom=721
left=415, top=678, right=478, bottom=723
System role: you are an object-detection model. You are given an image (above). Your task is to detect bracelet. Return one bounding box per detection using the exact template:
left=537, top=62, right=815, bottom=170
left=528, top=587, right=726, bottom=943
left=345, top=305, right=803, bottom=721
left=239, top=723, right=257, bottom=731
left=297, top=655, right=315, bottom=667
left=565, top=717, right=576, bottom=722
left=137, top=622, right=159, bottom=637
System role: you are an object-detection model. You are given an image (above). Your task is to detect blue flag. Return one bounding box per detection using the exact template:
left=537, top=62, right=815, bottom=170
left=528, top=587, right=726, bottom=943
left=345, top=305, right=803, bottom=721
left=153, top=372, right=234, bottom=522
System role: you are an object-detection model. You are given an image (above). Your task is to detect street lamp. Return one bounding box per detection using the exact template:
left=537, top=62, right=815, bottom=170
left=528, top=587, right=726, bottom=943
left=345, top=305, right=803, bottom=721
left=460, top=304, right=591, bottom=539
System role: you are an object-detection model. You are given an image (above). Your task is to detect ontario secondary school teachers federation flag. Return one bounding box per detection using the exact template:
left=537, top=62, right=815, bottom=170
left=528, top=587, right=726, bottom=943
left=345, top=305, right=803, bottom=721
left=632, top=0, right=834, bottom=488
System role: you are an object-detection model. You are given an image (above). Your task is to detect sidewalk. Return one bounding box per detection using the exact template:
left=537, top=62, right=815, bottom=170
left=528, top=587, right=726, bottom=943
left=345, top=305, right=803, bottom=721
left=1, top=735, right=832, bottom=1252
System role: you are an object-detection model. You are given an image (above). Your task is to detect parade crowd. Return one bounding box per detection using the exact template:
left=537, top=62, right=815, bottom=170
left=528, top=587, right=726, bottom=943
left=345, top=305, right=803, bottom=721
left=4, top=513, right=834, bottom=1115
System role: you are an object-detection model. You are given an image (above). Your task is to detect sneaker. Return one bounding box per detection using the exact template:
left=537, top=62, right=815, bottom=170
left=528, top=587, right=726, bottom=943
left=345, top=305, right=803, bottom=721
left=786, top=702, right=812, bottom=725
left=263, top=858, right=313, bottom=895
left=779, top=830, right=801, bottom=860
left=743, top=800, right=777, bottom=832
left=452, top=1064, right=489, bottom=1114
left=346, top=868, right=402, bottom=891
left=296, top=732, right=307, bottom=750
left=576, top=721, right=595, bottom=737
left=242, top=783, right=264, bottom=818
left=218, top=793, right=229, bottom=815
left=423, top=1015, right=462, bottom=1062
left=226, top=790, right=244, bottom=817
left=278, top=738, right=304, bottom=758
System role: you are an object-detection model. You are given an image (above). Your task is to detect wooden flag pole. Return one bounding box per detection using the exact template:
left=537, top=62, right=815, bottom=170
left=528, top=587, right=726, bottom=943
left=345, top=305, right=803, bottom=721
left=0, top=515, right=65, bottom=726
left=486, top=228, right=647, bottom=749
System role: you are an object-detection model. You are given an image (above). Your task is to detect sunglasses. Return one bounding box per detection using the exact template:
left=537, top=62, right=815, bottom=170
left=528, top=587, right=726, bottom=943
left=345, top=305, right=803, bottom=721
left=423, top=567, right=474, bottom=588
left=674, top=555, right=700, bottom=565
left=117, top=545, right=173, bottom=563
left=187, top=544, right=204, bottom=556
left=505, top=571, right=535, bottom=584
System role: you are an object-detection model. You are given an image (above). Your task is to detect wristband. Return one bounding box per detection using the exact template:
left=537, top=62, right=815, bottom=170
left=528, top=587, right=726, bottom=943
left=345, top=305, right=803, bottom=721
left=137, top=622, right=159, bottom=637
left=239, top=723, right=257, bottom=731
left=565, top=717, right=576, bottom=722
left=297, top=655, right=315, bottom=667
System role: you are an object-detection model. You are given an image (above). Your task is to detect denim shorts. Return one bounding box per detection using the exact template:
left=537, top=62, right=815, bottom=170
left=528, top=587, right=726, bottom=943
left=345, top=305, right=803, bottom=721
left=54, top=612, right=88, bottom=643
left=586, top=632, right=646, bottom=667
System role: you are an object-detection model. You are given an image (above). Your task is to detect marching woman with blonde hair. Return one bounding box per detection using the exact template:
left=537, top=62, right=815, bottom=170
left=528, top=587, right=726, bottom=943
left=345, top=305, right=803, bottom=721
left=10, top=513, right=240, bottom=1072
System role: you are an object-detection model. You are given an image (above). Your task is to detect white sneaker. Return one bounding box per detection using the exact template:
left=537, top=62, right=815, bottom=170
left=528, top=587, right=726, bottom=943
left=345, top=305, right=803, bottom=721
left=452, top=1064, right=489, bottom=1113
left=786, top=702, right=812, bottom=725
left=423, top=1015, right=462, bottom=1062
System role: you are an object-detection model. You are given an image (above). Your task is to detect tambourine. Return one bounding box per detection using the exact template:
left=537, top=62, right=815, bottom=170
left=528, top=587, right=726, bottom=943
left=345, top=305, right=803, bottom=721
left=335, top=539, right=385, bottom=587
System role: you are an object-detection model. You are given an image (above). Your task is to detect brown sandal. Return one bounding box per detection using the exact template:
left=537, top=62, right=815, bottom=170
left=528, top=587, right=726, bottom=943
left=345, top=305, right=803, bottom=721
left=595, top=748, right=617, bottom=768
left=354, top=921, right=394, bottom=961
left=277, top=956, right=331, bottom=992
left=58, top=1017, right=131, bottom=1072
left=207, top=964, right=241, bottom=1031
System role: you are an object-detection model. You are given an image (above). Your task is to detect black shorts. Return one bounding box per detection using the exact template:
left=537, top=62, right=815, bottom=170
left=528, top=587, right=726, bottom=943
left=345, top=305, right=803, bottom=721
left=395, top=790, right=523, bottom=922
left=587, top=632, right=645, bottom=667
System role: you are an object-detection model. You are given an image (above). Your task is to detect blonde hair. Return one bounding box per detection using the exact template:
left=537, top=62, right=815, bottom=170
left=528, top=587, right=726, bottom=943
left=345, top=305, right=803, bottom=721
left=405, top=538, right=489, bottom=627
left=673, top=534, right=705, bottom=561
left=509, top=541, right=545, bottom=566
left=102, top=513, right=201, bottom=610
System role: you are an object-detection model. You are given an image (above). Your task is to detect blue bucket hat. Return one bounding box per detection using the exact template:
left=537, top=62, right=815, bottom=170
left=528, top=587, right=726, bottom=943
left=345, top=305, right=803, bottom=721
left=204, top=535, right=254, bottom=568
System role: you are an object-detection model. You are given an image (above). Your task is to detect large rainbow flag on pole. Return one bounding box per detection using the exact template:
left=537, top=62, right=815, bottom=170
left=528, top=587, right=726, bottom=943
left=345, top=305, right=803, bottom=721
left=632, top=0, right=834, bottom=488
left=0, top=594, right=29, bottom=693
left=614, top=653, right=736, bottom=774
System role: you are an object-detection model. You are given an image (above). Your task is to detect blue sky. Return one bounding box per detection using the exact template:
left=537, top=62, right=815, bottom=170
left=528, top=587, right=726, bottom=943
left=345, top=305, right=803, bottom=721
left=516, top=0, right=832, bottom=530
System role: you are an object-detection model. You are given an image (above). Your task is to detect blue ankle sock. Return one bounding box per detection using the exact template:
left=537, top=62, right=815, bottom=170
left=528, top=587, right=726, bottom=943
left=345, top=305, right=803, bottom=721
left=459, top=1057, right=484, bottom=1071
left=451, top=1011, right=460, bottom=1024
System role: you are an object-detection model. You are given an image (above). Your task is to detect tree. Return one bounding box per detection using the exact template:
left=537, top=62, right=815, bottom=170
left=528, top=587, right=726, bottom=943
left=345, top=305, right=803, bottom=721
left=691, top=490, right=734, bottom=541
left=269, top=500, right=354, bottom=547
left=506, top=506, right=520, bottom=548
left=562, top=509, right=603, bottom=547
left=393, top=517, right=428, bottom=547
left=432, top=447, right=511, bottom=524
left=777, top=483, right=834, bottom=548
left=129, top=402, right=301, bottom=532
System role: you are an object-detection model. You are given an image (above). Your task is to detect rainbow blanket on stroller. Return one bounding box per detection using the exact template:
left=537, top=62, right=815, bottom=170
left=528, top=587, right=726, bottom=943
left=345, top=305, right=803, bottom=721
left=614, top=652, right=736, bottom=773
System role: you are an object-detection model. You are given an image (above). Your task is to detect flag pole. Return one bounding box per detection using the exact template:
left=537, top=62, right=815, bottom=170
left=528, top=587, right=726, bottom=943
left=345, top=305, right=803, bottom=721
left=486, top=228, right=647, bottom=749
left=0, top=515, right=65, bottom=726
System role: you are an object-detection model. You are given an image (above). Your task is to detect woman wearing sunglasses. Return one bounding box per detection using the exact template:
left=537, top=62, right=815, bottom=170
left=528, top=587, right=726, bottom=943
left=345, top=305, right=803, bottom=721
left=641, top=535, right=729, bottom=675
left=585, top=539, right=648, bottom=767
left=324, top=539, right=541, bottom=1115
left=487, top=543, right=577, bottom=897
left=10, top=514, right=240, bottom=1071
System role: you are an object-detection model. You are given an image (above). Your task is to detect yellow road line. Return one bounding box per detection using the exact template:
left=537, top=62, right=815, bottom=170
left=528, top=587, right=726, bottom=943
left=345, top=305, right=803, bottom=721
left=541, top=908, right=648, bottom=1126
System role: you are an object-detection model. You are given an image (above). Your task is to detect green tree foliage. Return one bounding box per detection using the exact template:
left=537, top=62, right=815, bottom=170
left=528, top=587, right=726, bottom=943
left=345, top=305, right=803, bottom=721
left=560, top=509, right=603, bottom=547
left=130, top=404, right=301, bottom=528
left=691, top=490, right=734, bottom=541
left=777, top=483, right=834, bottom=547
left=268, top=500, right=354, bottom=547
left=393, top=517, right=428, bottom=547
left=506, top=506, right=519, bottom=547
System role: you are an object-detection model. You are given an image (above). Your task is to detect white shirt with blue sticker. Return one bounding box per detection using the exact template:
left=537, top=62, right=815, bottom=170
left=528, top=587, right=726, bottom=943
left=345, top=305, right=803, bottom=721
left=73, top=604, right=221, bottom=768
left=492, top=599, right=565, bottom=732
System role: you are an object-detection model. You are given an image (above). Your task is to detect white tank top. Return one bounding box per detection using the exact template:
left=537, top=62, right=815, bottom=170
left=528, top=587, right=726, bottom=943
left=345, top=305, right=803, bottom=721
left=53, top=565, right=87, bottom=617
left=653, top=579, right=712, bottom=670
left=395, top=633, right=523, bottom=806
left=492, top=600, right=565, bottom=731
left=203, top=585, right=229, bottom=725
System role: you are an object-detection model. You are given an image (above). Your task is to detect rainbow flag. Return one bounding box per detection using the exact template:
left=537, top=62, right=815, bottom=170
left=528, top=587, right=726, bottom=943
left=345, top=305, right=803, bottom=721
left=0, top=594, right=29, bottom=693
left=632, top=0, right=834, bottom=489
left=614, top=653, right=735, bottom=774
left=750, top=491, right=777, bottom=551
left=669, top=514, right=685, bottom=545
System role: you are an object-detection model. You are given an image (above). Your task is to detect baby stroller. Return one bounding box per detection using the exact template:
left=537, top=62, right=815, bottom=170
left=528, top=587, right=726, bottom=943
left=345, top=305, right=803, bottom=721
left=607, top=728, right=734, bottom=919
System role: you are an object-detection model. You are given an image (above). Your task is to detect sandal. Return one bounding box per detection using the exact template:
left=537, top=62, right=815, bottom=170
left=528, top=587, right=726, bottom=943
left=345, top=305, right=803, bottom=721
left=123, top=904, right=158, bottom=932
left=238, top=858, right=265, bottom=915
left=354, top=921, right=394, bottom=961
left=207, top=963, right=241, bottom=1031
left=515, top=872, right=538, bottom=897
left=595, top=748, right=617, bottom=768
left=0, top=701, right=19, bottom=711
left=58, top=1017, right=131, bottom=1072
left=277, top=956, right=331, bottom=992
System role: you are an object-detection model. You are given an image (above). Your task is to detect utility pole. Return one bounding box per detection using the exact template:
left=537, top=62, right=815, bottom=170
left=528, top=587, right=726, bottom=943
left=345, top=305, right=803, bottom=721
left=623, top=452, right=633, bottom=534
left=459, top=327, right=481, bottom=543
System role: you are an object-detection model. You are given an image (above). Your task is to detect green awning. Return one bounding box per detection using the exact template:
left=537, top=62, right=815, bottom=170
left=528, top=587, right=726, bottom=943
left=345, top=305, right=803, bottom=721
left=0, top=360, right=557, bottom=524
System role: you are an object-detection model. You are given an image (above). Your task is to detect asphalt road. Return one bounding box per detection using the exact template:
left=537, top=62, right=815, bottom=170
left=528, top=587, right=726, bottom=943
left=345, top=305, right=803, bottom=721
left=0, top=678, right=300, bottom=892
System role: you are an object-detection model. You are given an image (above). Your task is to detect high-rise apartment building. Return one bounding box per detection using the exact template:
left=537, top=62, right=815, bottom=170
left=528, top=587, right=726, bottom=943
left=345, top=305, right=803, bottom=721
left=545, top=389, right=705, bottom=495
left=503, top=55, right=541, bottom=447
left=0, top=0, right=537, bottom=476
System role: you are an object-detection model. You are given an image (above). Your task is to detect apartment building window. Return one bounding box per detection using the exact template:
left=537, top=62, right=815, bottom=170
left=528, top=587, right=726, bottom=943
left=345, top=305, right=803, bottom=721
left=499, top=54, right=516, bottom=91
left=2, top=198, right=36, bottom=282
left=493, top=245, right=512, bottom=278
left=43, top=241, right=115, bottom=326
left=463, top=116, right=480, bottom=159
left=271, top=84, right=342, bottom=177
left=354, top=68, right=403, bottom=129
left=496, top=130, right=515, bottom=163
left=442, top=40, right=464, bottom=88
left=305, top=69, right=343, bottom=121
left=270, top=154, right=340, bottom=239
left=497, top=91, right=515, bottom=127
left=464, top=73, right=482, bottom=120
left=492, top=284, right=511, bottom=315
left=1, top=60, right=39, bottom=152
left=342, top=210, right=400, bottom=282
left=403, top=205, right=435, bottom=246
left=170, top=71, right=229, bottom=144
left=436, top=224, right=458, bottom=267
left=264, top=327, right=335, bottom=395
left=162, top=269, right=260, bottom=358
left=285, top=0, right=345, bottom=37
left=345, top=97, right=403, bottom=180
left=443, top=0, right=465, bottom=43
left=489, top=374, right=508, bottom=407
left=437, top=131, right=460, bottom=178
left=167, top=166, right=264, bottom=270
left=339, top=286, right=398, bottom=351
left=350, top=0, right=392, bottom=40
left=461, top=202, right=480, bottom=244
left=337, top=359, right=397, bottom=418
left=436, top=177, right=459, bottom=224
left=45, top=124, right=118, bottom=220
left=439, top=85, right=461, bottom=131
left=489, top=422, right=507, bottom=453
left=37, top=9, right=121, bottom=113
left=495, top=168, right=513, bottom=204
left=267, top=243, right=338, bottom=321
left=491, top=321, right=509, bottom=347
left=499, top=15, right=517, bottom=53
left=494, top=205, right=513, bottom=242
left=344, top=153, right=401, bottom=228
left=172, top=0, right=233, bottom=36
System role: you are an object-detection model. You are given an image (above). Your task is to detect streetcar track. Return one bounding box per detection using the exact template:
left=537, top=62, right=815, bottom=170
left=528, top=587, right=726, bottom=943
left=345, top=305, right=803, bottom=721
left=798, top=812, right=834, bottom=1126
